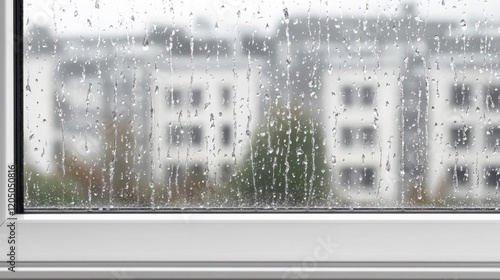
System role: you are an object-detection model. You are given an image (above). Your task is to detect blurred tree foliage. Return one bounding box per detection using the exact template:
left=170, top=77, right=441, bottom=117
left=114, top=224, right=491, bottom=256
left=225, top=105, right=332, bottom=207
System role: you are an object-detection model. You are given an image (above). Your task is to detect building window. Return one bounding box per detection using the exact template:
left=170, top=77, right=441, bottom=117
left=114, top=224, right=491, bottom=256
left=484, top=167, right=500, bottom=189
left=189, top=164, right=204, bottom=177
left=169, top=125, right=183, bottom=146
left=451, top=84, right=471, bottom=107
left=222, top=125, right=231, bottom=146
left=191, top=88, right=202, bottom=107
left=168, top=89, right=182, bottom=107
left=361, top=86, right=375, bottom=105
left=485, top=127, right=500, bottom=149
left=221, top=86, right=231, bottom=108
left=341, top=86, right=354, bottom=106
left=451, top=125, right=472, bottom=149
left=340, top=167, right=375, bottom=188
left=485, top=85, right=500, bottom=111
left=342, top=127, right=353, bottom=146
left=360, top=167, right=375, bottom=188
left=449, top=165, right=469, bottom=186
left=167, top=164, right=183, bottom=186
left=340, top=167, right=353, bottom=187
left=360, top=126, right=376, bottom=146
left=190, top=126, right=202, bottom=146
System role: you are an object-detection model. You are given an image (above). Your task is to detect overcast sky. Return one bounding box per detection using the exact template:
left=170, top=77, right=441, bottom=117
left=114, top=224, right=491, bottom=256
left=25, top=0, right=500, bottom=36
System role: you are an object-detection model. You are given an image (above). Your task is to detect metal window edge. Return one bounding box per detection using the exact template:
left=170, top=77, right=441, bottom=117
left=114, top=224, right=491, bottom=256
left=2, top=264, right=500, bottom=279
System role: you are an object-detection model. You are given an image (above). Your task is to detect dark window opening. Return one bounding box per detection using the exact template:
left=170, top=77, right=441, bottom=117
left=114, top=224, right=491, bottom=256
left=361, top=126, right=376, bottom=146
left=361, top=86, right=375, bottom=105
left=485, top=127, right=500, bottom=149
left=360, top=168, right=375, bottom=188
left=167, top=164, right=183, bottom=185
left=485, top=167, right=500, bottom=188
left=342, top=128, right=353, bottom=146
left=169, top=125, right=183, bottom=146
left=222, top=86, right=231, bottom=107
left=485, top=85, right=500, bottom=111
left=191, top=88, right=202, bottom=107
left=222, top=125, right=231, bottom=146
left=451, top=84, right=471, bottom=107
left=190, top=126, right=202, bottom=146
left=340, top=168, right=353, bottom=186
left=341, top=86, right=353, bottom=106
left=169, top=89, right=182, bottom=107
left=451, top=126, right=472, bottom=149
left=449, top=165, right=469, bottom=186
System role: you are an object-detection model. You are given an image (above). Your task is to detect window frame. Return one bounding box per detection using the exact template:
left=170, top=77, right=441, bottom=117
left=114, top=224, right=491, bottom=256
left=2, top=1, right=500, bottom=279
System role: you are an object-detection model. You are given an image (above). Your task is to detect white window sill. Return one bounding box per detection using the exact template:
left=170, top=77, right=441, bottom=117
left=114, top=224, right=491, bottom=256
left=1, top=213, right=500, bottom=279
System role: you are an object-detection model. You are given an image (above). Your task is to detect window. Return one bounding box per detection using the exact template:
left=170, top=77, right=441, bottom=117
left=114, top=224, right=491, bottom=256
left=341, top=86, right=353, bottom=106
left=361, top=86, right=375, bottom=105
left=451, top=84, right=471, bottom=107
left=449, top=165, right=470, bottom=187
left=191, top=88, right=202, bottom=107
left=341, top=126, right=376, bottom=147
left=5, top=0, right=500, bottom=279
left=484, top=166, right=500, bottom=189
left=166, top=164, right=183, bottom=185
left=485, top=85, right=500, bottom=111
left=341, top=127, right=353, bottom=146
left=190, top=125, right=202, bottom=146
left=221, top=125, right=231, bottom=146
left=451, top=125, right=472, bottom=149
left=340, top=85, right=375, bottom=106
left=340, top=167, right=375, bottom=189
left=360, top=126, right=376, bottom=146
left=169, top=89, right=182, bottom=107
left=169, top=124, right=183, bottom=146
left=360, top=167, right=375, bottom=188
left=221, top=86, right=231, bottom=108
left=485, top=126, right=500, bottom=149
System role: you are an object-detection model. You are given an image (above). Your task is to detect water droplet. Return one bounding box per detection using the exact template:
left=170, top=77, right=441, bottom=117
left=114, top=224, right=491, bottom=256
left=460, top=19, right=467, bottom=30
left=74, top=10, right=78, bottom=17
left=143, top=35, right=150, bottom=50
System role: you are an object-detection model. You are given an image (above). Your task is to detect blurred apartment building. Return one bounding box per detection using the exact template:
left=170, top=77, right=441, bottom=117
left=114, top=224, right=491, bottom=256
left=24, top=4, right=500, bottom=205
left=24, top=22, right=263, bottom=198
left=427, top=28, right=500, bottom=204
left=256, top=4, right=454, bottom=204
left=148, top=24, right=263, bottom=187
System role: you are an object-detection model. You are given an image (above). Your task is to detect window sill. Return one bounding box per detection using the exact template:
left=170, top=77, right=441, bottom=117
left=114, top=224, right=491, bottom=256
left=1, top=213, right=500, bottom=279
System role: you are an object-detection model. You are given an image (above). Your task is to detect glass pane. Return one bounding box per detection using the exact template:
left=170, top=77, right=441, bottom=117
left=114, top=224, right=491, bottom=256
left=23, top=0, right=500, bottom=210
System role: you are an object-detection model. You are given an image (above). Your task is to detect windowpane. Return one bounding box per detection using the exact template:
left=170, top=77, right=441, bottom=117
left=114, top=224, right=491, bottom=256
left=450, top=126, right=472, bottom=149
left=451, top=84, right=471, bottom=107
left=485, top=167, right=500, bottom=189
left=485, top=127, right=500, bottom=149
left=221, top=87, right=231, bottom=108
left=485, top=85, right=500, bottom=111
left=449, top=165, right=470, bottom=187
left=190, top=126, right=202, bottom=145
left=191, top=88, right=202, bottom=107
left=361, top=86, right=375, bottom=105
left=22, top=0, right=500, bottom=210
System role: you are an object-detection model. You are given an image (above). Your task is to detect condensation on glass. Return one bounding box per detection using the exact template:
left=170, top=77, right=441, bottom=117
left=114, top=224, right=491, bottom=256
left=23, top=0, right=500, bottom=210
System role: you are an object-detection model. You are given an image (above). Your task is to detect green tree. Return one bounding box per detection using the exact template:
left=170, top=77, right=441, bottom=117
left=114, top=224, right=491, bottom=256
left=227, top=105, right=331, bottom=207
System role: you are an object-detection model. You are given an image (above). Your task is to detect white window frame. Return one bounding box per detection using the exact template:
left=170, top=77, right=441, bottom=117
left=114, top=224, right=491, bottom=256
left=1, top=1, right=500, bottom=279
